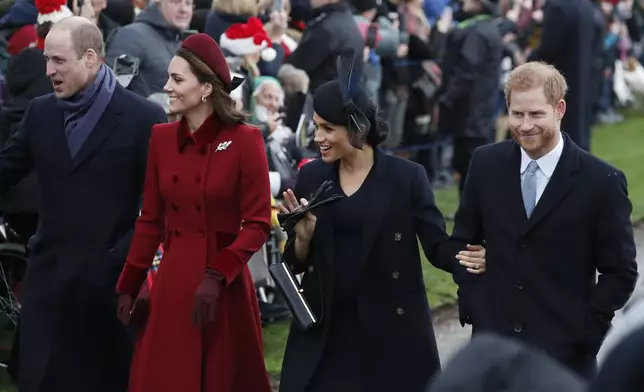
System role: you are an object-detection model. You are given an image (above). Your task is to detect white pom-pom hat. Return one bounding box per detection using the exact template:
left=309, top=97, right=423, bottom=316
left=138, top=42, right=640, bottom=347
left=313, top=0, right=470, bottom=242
left=35, top=0, right=73, bottom=25
left=219, top=16, right=277, bottom=62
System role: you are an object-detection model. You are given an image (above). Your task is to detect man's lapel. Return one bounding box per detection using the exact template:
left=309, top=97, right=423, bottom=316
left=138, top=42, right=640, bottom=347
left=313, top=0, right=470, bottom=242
left=523, top=134, right=580, bottom=233
left=70, top=91, right=122, bottom=172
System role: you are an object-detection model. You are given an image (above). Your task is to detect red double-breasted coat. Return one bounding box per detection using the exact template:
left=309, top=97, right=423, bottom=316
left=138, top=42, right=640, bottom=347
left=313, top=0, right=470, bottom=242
left=116, top=114, right=272, bottom=392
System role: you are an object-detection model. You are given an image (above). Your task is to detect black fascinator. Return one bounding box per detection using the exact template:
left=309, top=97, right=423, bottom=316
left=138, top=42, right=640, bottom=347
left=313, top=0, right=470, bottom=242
left=336, top=51, right=371, bottom=149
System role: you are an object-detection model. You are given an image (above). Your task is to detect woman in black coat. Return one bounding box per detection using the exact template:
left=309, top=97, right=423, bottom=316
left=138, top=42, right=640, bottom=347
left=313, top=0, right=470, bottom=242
left=277, top=55, right=486, bottom=392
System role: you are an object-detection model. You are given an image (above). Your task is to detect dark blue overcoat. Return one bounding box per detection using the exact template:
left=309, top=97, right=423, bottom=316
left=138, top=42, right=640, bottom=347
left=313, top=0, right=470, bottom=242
left=0, top=84, right=166, bottom=392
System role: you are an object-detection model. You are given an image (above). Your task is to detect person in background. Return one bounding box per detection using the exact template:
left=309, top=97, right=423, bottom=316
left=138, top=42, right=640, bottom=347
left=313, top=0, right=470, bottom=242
left=204, top=0, right=258, bottom=42
left=115, top=33, right=273, bottom=392
left=105, top=0, right=193, bottom=97
left=69, top=0, right=119, bottom=40
left=0, top=16, right=167, bottom=392
left=351, top=0, right=401, bottom=103
left=436, top=0, right=503, bottom=195
left=285, top=0, right=365, bottom=92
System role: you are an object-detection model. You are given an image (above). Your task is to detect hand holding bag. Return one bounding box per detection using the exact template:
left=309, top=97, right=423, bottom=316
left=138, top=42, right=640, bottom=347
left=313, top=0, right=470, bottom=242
left=271, top=180, right=344, bottom=331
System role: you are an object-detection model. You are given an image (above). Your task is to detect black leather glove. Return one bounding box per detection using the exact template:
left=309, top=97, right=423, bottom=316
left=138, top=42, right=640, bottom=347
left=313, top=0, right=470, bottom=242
left=277, top=180, right=344, bottom=231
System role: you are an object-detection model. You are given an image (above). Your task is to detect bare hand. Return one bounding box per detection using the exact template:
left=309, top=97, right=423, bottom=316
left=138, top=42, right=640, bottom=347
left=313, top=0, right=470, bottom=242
left=456, top=244, right=486, bottom=274
left=278, top=189, right=317, bottom=241
left=268, top=10, right=288, bottom=40
left=396, top=44, right=409, bottom=58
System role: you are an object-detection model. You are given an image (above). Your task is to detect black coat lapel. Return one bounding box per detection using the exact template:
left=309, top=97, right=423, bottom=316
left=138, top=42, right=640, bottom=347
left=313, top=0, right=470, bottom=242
left=70, top=90, right=122, bottom=172
left=523, top=134, right=579, bottom=233
left=358, top=149, right=394, bottom=271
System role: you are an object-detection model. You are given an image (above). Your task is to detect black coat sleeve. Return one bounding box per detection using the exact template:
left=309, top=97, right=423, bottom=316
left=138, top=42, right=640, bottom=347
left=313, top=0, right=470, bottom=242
left=411, top=163, right=471, bottom=286
left=286, top=27, right=333, bottom=75
left=0, top=101, right=35, bottom=195
left=586, top=170, right=638, bottom=353
left=451, top=147, right=486, bottom=325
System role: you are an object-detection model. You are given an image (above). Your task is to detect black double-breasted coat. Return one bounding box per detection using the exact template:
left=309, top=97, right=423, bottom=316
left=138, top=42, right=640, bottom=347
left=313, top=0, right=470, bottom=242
left=453, top=135, right=638, bottom=377
left=0, top=85, right=166, bottom=392
left=278, top=150, right=471, bottom=392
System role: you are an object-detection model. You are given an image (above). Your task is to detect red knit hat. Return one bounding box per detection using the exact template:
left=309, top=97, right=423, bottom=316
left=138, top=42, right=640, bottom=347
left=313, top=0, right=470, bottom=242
left=180, top=33, right=244, bottom=93
left=36, top=0, right=73, bottom=25
left=219, top=17, right=277, bottom=62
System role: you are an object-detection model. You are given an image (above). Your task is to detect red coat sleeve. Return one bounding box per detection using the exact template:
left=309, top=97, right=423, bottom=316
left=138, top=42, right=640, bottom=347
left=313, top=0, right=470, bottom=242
left=116, top=127, right=165, bottom=296
left=210, top=126, right=271, bottom=284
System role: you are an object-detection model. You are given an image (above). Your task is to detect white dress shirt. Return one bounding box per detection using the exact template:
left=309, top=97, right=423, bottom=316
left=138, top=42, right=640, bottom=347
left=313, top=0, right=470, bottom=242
left=520, top=134, right=565, bottom=203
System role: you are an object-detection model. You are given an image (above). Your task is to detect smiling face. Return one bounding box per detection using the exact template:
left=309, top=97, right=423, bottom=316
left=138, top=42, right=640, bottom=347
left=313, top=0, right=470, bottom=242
left=256, top=82, right=283, bottom=113
left=312, top=112, right=355, bottom=163
left=163, top=55, right=211, bottom=115
left=44, top=29, right=98, bottom=99
left=508, top=86, right=565, bottom=159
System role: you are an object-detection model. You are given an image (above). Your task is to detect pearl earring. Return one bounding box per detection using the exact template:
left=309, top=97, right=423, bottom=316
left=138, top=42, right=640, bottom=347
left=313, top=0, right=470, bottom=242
left=201, top=95, right=206, bottom=103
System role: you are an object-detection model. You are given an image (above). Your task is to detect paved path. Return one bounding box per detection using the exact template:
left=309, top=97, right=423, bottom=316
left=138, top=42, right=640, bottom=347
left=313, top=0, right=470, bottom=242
left=432, top=225, right=644, bottom=366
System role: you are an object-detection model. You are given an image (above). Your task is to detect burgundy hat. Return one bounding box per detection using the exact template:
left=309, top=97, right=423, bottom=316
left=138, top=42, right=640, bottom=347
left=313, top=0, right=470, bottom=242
left=180, top=33, right=244, bottom=93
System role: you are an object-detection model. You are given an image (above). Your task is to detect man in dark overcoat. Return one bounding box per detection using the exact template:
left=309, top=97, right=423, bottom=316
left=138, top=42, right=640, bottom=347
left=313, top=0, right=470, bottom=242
left=453, top=62, right=637, bottom=379
left=0, top=17, right=166, bottom=392
left=527, top=0, right=596, bottom=151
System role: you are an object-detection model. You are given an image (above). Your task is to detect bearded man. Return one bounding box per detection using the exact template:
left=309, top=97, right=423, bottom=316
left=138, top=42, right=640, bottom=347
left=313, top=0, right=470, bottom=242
left=451, top=61, right=637, bottom=379
left=0, top=17, right=166, bottom=392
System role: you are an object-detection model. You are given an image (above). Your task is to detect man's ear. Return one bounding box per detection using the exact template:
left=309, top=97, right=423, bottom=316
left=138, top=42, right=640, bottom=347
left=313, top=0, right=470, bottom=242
left=555, top=99, right=566, bottom=121
left=84, top=49, right=99, bottom=68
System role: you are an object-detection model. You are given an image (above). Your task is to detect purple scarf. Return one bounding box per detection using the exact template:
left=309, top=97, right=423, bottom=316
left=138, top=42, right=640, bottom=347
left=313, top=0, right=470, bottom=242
left=57, top=64, right=116, bottom=157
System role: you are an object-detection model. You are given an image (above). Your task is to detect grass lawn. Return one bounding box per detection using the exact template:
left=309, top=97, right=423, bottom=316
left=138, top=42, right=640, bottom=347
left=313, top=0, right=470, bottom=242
left=1, top=114, right=644, bottom=390
left=263, top=113, right=644, bottom=375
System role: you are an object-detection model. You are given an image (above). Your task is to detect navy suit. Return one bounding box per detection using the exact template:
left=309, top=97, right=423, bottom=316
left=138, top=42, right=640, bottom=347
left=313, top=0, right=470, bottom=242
left=453, top=135, right=638, bottom=377
left=0, top=84, right=166, bottom=392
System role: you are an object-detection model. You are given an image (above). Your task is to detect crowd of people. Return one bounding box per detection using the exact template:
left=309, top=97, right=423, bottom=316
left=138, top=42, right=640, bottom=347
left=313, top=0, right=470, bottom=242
left=0, top=0, right=642, bottom=391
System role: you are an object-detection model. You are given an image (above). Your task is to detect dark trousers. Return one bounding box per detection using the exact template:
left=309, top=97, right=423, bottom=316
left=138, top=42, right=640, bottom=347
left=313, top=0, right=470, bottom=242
left=453, top=136, right=489, bottom=196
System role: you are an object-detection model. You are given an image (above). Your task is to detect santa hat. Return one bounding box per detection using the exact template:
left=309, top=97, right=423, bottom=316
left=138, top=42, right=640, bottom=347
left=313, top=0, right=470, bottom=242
left=219, top=17, right=277, bottom=62
left=36, top=0, right=73, bottom=25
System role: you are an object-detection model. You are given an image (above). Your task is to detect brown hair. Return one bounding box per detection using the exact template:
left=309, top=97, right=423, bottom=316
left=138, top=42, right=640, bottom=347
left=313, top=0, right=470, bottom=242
left=504, top=61, right=568, bottom=107
left=176, top=48, right=250, bottom=126
left=212, top=0, right=257, bottom=15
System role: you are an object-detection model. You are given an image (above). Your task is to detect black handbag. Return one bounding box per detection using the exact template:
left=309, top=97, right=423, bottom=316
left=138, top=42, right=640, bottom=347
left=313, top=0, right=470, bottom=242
left=268, top=260, right=318, bottom=330
left=271, top=180, right=344, bottom=330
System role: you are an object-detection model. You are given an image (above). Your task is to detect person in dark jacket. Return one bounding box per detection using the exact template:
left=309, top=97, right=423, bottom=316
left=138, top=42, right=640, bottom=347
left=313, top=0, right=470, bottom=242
left=527, top=0, right=596, bottom=151
left=285, top=0, right=365, bottom=92
left=588, top=324, right=644, bottom=392
left=0, top=18, right=167, bottom=392
left=436, top=0, right=503, bottom=195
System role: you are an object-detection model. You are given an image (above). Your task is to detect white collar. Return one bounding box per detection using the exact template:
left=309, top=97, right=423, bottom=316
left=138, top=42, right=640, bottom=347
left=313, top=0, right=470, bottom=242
left=520, top=133, right=564, bottom=178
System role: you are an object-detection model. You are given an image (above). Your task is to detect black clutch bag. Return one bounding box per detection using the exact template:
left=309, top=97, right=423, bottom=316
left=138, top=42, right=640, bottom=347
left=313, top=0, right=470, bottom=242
left=268, top=261, right=318, bottom=331
left=271, top=180, right=344, bottom=331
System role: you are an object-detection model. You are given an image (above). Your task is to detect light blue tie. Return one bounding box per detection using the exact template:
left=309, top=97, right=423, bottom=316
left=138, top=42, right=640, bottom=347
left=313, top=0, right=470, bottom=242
left=522, top=161, right=539, bottom=218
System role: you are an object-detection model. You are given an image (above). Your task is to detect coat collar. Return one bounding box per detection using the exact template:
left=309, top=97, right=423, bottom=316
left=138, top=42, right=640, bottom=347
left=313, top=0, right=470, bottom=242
left=177, top=113, right=228, bottom=153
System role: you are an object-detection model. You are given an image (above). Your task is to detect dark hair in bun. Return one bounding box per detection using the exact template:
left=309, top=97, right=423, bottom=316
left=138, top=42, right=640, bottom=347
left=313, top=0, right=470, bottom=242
left=312, top=80, right=389, bottom=147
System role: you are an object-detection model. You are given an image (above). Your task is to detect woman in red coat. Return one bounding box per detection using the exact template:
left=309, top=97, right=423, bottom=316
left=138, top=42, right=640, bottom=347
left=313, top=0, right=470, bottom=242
left=115, top=33, right=273, bottom=392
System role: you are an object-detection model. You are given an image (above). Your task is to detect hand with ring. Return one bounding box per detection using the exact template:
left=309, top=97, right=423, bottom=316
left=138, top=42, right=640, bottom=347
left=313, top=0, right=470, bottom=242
left=456, top=244, right=486, bottom=274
